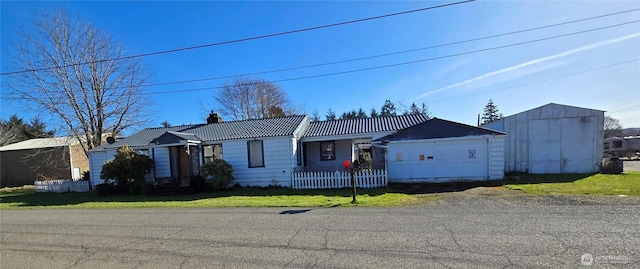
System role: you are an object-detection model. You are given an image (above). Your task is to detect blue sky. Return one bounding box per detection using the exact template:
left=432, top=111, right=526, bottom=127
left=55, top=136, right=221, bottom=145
left=1, top=0, right=639, bottom=132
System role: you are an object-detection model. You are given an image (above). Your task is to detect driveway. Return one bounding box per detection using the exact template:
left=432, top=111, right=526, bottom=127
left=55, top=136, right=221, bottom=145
left=2, top=195, right=639, bottom=268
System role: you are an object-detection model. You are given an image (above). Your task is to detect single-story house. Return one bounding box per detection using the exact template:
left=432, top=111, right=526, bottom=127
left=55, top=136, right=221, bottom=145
left=89, top=114, right=509, bottom=188
left=482, top=103, right=604, bottom=174
left=375, top=118, right=506, bottom=183
left=89, top=115, right=309, bottom=188
left=0, top=137, right=88, bottom=187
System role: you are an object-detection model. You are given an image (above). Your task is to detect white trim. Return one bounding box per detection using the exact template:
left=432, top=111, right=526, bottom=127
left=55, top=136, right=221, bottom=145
left=301, top=131, right=396, bottom=142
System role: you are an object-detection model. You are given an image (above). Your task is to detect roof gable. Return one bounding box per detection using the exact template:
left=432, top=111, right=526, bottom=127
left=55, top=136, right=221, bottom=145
left=303, top=114, right=429, bottom=138
left=151, top=131, right=201, bottom=145
left=377, top=118, right=505, bottom=142
left=94, top=124, right=203, bottom=150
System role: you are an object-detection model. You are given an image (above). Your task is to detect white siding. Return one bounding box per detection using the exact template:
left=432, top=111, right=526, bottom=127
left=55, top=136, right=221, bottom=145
left=153, top=147, right=171, bottom=178
left=387, top=136, right=502, bottom=183
left=222, top=136, right=295, bottom=187
left=88, top=149, right=116, bottom=187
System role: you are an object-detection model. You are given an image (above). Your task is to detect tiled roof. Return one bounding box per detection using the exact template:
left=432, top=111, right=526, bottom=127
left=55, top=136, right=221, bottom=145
left=303, top=114, right=429, bottom=137
left=191, top=115, right=306, bottom=141
left=0, top=137, right=81, bottom=152
left=376, top=118, right=505, bottom=142
left=94, top=124, right=203, bottom=150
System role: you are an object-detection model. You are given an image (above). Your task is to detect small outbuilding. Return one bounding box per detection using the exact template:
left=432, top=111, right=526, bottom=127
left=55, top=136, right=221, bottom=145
left=376, top=118, right=506, bottom=183
left=0, top=137, right=88, bottom=187
left=482, top=103, right=604, bottom=174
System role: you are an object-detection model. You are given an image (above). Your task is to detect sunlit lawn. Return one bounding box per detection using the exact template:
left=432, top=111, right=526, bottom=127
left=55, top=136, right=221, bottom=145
left=0, top=186, right=433, bottom=209
left=504, top=172, right=640, bottom=196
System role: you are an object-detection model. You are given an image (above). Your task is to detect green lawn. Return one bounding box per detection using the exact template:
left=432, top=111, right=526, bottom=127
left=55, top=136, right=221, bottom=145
left=504, top=172, right=640, bottom=196
left=0, top=187, right=433, bottom=209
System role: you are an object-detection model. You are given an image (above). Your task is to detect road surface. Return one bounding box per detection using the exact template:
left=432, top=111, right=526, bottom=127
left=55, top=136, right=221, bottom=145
left=1, top=195, right=639, bottom=268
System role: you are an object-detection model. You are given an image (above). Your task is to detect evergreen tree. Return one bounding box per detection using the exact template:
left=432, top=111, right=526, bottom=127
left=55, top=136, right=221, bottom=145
left=326, top=109, right=336, bottom=121
left=380, top=100, right=397, bottom=117
left=370, top=107, right=379, bottom=118
left=481, top=99, right=503, bottom=124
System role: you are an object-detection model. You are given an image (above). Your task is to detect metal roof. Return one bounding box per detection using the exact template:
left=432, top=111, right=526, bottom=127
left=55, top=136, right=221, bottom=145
left=376, top=118, right=506, bottom=142
left=303, top=114, right=429, bottom=138
left=94, top=124, right=203, bottom=150
left=191, top=115, right=306, bottom=141
left=92, top=115, right=307, bottom=150
left=0, top=137, right=81, bottom=152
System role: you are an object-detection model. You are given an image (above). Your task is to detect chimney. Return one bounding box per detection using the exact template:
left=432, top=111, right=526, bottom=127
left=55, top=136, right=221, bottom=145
left=207, top=111, right=223, bottom=124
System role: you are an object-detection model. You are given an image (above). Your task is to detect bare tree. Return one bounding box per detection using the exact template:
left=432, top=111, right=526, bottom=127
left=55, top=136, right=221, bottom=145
left=4, top=10, right=151, bottom=156
left=215, top=77, right=294, bottom=120
left=0, top=124, right=19, bottom=146
left=604, top=115, right=623, bottom=138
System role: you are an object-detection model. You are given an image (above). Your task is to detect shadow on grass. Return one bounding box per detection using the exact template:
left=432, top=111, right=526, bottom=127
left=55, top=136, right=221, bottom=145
left=0, top=173, right=594, bottom=207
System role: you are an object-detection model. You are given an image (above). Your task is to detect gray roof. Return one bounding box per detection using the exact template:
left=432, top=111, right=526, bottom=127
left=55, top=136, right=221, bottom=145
left=191, top=115, right=306, bottom=141
left=376, top=118, right=505, bottom=142
left=303, top=114, right=429, bottom=138
left=94, top=124, right=203, bottom=150
left=0, top=137, right=81, bottom=152
left=93, top=115, right=306, bottom=150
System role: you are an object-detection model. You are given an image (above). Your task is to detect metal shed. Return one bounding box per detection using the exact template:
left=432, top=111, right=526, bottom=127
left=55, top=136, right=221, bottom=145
left=483, top=103, right=604, bottom=174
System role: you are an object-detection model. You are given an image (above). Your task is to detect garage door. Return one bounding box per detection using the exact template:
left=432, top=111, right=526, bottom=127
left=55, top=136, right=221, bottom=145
left=388, top=138, right=488, bottom=183
left=529, top=116, right=597, bottom=174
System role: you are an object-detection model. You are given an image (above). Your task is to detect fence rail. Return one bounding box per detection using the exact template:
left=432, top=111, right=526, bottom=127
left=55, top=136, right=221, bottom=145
left=292, top=169, right=387, bottom=189
left=34, top=179, right=91, bottom=193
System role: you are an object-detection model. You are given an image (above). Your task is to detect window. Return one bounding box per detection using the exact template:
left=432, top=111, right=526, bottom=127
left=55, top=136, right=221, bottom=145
left=613, top=141, right=622, bottom=148
left=203, top=144, right=223, bottom=163
left=320, top=141, right=335, bottom=161
left=248, top=140, right=264, bottom=167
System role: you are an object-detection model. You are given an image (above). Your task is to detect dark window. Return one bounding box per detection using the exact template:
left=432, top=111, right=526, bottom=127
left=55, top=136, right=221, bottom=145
left=613, top=141, right=622, bottom=148
left=203, top=144, right=223, bottom=163
left=320, top=141, right=336, bottom=161
left=248, top=140, right=264, bottom=167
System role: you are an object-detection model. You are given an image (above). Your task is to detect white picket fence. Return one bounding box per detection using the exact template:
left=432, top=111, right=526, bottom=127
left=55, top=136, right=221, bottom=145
left=292, top=169, right=387, bottom=189
left=34, top=179, right=91, bottom=193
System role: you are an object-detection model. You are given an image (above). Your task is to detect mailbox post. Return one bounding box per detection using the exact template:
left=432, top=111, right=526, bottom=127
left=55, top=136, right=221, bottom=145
left=343, top=160, right=360, bottom=204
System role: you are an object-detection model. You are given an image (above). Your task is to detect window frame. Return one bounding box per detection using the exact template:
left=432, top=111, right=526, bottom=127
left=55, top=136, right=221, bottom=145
left=247, top=140, right=265, bottom=168
left=320, top=141, right=336, bottom=161
left=203, top=144, right=223, bottom=164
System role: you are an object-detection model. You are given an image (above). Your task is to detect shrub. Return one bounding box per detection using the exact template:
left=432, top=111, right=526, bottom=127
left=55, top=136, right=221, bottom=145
left=81, top=171, right=91, bottom=181
left=201, top=159, right=234, bottom=190
left=100, top=145, right=153, bottom=194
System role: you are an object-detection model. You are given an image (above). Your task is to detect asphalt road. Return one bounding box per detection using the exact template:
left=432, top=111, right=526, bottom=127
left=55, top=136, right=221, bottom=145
left=1, top=196, right=639, bottom=268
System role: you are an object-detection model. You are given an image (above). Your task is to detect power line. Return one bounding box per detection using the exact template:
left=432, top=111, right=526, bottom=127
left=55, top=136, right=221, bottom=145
left=135, top=20, right=640, bottom=95
left=608, top=105, right=640, bottom=114
left=424, top=59, right=640, bottom=103
left=0, top=0, right=475, bottom=76
left=139, top=8, right=640, bottom=88
left=2, top=20, right=637, bottom=99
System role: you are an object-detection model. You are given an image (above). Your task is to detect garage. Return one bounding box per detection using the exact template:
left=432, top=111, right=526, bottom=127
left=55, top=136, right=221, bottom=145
left=482, top=103, right=604, bottom=174
left=376, top=118, right=505, bottom=183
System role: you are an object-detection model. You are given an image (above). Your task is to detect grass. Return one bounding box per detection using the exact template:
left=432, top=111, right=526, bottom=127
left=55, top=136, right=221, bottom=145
left=3, top=172, right=637, bottom=209
left=504, top=172, right=640, bottom=196
left=0, top=187, right=435, bottom=209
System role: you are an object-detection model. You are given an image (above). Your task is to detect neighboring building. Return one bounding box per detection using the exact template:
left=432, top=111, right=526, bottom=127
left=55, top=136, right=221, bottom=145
left=299, top=114, right=429, bottom=171
left=483, top=103, right=604, bottom=174
left=0, top=137, right=88, bottom=187
left=376, top=118, right=505, bottom=183
left=604, top=136, right=640, bottom=158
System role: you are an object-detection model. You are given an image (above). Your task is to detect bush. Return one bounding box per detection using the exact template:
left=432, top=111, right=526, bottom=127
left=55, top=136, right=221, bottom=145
left=201, top=159, right=234, bottom=190
left=95, top=183, right=121, bottom=196
left=100, top=145, right=153, bottom=195
left=81, top=171, right=90, bottom=181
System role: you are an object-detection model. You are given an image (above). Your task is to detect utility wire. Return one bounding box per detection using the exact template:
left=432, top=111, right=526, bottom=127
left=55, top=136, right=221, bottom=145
left=608, top=105, right=640, bottom=114
left=425, top=59, right=639, bottom=103
left=0, top=0, right=475, bottom=76
left=138, top=8, right=640, bottom=88
left=2, top=20, right=637, bottom=98
left=135, top=20, right=640, bottom=95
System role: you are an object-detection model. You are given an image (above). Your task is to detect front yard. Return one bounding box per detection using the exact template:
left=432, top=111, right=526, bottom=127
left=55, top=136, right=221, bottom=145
left=2, top=172, right=638, bottom=209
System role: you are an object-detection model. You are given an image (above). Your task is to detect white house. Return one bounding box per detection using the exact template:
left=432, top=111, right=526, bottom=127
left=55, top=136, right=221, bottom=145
left=482, top=103, right=604, bottom=174
left=89, top=115, right=309, bottom=187
left=376, top=118, right=506, bottom=183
